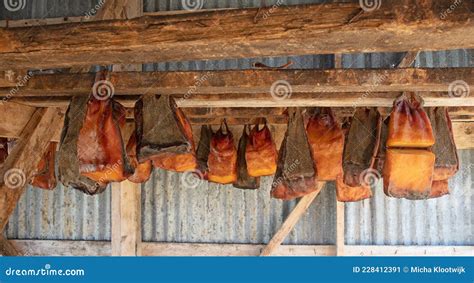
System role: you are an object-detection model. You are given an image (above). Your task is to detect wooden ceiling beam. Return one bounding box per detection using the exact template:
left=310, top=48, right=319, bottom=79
left=0, top=1, right=473, bottom=71
left=0, top=69, right=472, bottom=106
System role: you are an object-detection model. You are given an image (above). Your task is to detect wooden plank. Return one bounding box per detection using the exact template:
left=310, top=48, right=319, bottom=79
left=0, top=1, right=473, bottom=71
left=260, top=182, right=325, bottom=256
left=0, top=70, right=27, bottom=88
left=344, top=245, right=474, bottom=256
left=8, top=240, right=473, bottom=256
left=143, top=243, right=335, bottom=257
left=0, top=10, right=232, bottom=28
left=0, top=235, right=21, bottom=256
left=0, top=102, right=36, bottom=139
left=111, top=181, right=142, bottom=256
left=70, top=0, right=144, bottom=73
left=452, top=122, right=474, bottom=150
left=11, top=240, right=111, bottom=256
left=0, top=107, right=63, bottom=230
left=2, top=69, right=472, bottom=97
left=10, top=92, right=474, bottom=108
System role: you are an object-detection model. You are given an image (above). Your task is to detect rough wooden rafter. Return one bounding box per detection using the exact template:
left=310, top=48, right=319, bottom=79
left=0, top=1, right=473, bottom=71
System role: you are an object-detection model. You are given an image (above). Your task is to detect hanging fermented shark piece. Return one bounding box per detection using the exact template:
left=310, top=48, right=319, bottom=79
left=342, top=107, right=382, bottom=187
left=58, top=70, right=133, bottom=195
left=31, top=142, right=57, bottom=190
left=208, top=120, right=237, bottom=184
left=195, top=125, right=213, bottom=180
left=337, top=109, right=378, bottom=202
left=335, top=177, right=373, bottom=202
left=306, top=108, right=344, bottom=181
left=427, top=107, right=459, bottom=181
left=271, top=108, right=317, bottom=200
left=58, top=96, right=106, bottom=195
left=387, top=93, right=434, bottom=148
left=375, top=116, right=390, bottom=174
left=234, top=125, right=260, bottom=190
left=135, top=94, right=197, bottom=172
left=383, top=148, right=435, bottom=199
left=430, top=179, right=450, bottom=198
left=423, top=107, right=459, bottom=198
left=126, top=130, right=152, bottom=183
left=245, top=122, right=277, bottom=177
left=383, top=94, right=435, bottom=200
left=77, top=82, right=133, bottom=184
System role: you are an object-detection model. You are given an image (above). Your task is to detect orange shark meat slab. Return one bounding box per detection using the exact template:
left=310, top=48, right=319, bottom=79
left=245, top=123, right=278, bottom=177
left=77, top=96, right=132, bottom=184
left=208, top=121, right=237, bottom=184
left=126, top=131, right=152, bottom=183
left=387, top=94, right=435, bottom=148
left=306, top=108, right=344, bottom=181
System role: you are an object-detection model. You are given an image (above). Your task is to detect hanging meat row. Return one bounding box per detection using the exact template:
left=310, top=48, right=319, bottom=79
left=10, top=72, right=457, bottom=202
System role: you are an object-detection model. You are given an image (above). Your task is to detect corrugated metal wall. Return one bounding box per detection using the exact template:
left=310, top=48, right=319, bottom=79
left=142, top=171, right=336, bottom=244
left=6, top=184, right=111, bottom=240
left=2, top=0, right=474, bottom=246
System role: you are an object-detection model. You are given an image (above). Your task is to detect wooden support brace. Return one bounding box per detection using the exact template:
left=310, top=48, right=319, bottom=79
left=0, top=234, right=21, bottom=256
left=260, top=182, right=325, bottom=256
left=0, top=107, right=63, bottom=231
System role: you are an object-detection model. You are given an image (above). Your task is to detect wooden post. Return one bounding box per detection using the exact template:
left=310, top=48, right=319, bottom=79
left=111, top=181, right=142, bottom=256
left=108, top=0, right=143, bottom=257
left=260, top=182, right=325, bottom=256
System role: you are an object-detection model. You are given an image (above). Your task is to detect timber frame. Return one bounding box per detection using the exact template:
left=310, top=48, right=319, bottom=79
left=0, top=0, right=473, bottom=256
